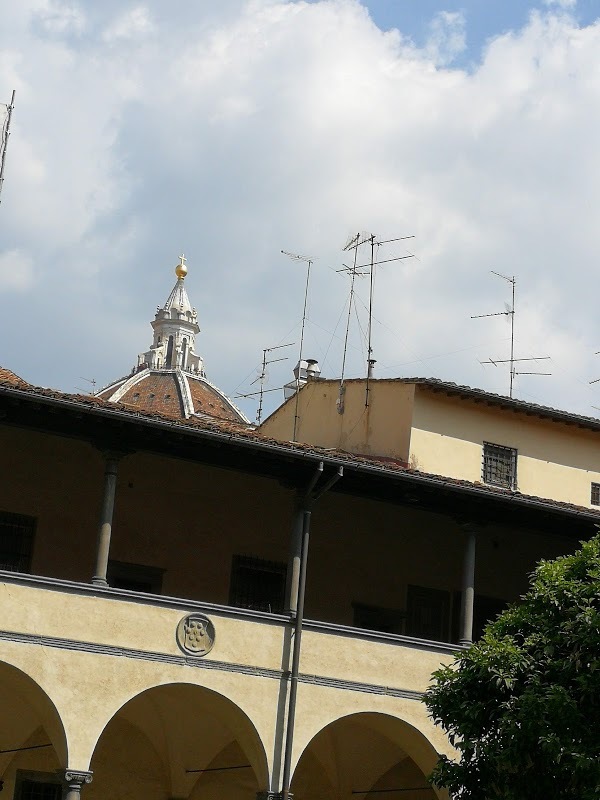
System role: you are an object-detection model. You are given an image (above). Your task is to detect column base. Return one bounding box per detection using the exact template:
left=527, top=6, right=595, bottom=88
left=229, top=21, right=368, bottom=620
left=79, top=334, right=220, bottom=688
left=91, top=576, right=108, bottom=587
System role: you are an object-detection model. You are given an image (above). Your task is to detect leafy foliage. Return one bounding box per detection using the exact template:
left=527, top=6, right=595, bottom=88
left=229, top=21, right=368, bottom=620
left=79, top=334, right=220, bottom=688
left=423, top=535, right=600, bottom=799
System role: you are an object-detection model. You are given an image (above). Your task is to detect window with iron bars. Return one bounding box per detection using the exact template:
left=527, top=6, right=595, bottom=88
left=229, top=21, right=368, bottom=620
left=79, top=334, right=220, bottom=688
left=0, top=510, right=36, bottom=573
left=591, top=483, right=600, bottom=506
left=229, top=555, right=287, bottom=613
left=482, top=442, right=517, bottom=489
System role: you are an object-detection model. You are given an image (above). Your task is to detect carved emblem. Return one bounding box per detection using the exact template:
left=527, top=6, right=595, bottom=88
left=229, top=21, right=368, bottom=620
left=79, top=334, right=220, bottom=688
left=176, top=613, right=215, bottom=656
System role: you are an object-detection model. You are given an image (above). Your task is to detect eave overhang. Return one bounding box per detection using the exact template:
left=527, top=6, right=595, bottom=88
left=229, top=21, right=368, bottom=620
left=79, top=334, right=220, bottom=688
left=1, top=384, right=598, bottom=538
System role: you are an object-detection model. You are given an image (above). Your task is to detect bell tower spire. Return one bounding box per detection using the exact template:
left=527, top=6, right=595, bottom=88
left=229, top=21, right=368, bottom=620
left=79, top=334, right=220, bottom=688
left=138, top=256, right=204, bottom=374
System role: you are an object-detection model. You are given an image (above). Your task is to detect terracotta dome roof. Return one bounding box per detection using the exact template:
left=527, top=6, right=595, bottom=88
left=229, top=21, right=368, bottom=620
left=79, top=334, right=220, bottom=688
left=98, top=368, right=247, bottom=423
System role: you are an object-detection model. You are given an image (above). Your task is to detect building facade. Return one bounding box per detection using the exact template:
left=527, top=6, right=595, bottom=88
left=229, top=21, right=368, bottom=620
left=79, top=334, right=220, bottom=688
left=1, top=364, right=598, bottom=800
left=260, top=376, right=600, bottom=509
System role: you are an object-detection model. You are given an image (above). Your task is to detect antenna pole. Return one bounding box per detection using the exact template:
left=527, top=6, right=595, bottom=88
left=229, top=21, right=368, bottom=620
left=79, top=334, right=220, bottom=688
left=0, top=90, right=16, bottom=206
left=257, top=347, right=268, bottom=425
left=365, top=233, right=375, bottom=407
left=281, top=250, right=315, bottom=441
left=509, top=275, right=515, bottom=398
left=340, top=234, right=360, bottom=387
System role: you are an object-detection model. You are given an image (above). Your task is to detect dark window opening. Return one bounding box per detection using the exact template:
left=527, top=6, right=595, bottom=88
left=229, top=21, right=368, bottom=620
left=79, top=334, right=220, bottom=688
left=0, top=510, right=36, bottom=573
left=229, top=555, right=286, bottom=613
left=165, top=335, right=174, bottom=368
left=482, top=442, right=517, bottom=489
left=353, top=602, right=405, bottom=635
left=591, top=483, right=600, bottom=506
left=19, top=781, right=61, bottom=800
left=15, top=772, right=62, bottom=800
left=107, top=560, right=164, bottom=594
left=181, top=337, right=188, bottom=370
left=405, top=585, right=450, bottom=642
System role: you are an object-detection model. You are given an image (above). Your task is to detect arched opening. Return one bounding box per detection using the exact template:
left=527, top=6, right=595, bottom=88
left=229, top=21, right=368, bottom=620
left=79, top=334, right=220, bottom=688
left=88, top=683, right=268, bottom=800
left=181, top=338, right=188, bottom=370
left=0, top=662, right=68, bottom=799
left=291, top=712, right=441, bottom=800
left=165, top=336, right=174, bottom=368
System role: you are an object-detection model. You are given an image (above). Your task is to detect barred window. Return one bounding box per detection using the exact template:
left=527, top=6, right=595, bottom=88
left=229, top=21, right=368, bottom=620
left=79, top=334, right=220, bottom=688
left=19, top=781, right=61, bottom=800
left=482, top=442, right=517, bottom=489
left=229, top=555, right=287, bottom=613
left=15, top=772, right=62, bottom=800
left=0, top=510, right=36, bottom=573
left=591, top=483, right=600, bottom=506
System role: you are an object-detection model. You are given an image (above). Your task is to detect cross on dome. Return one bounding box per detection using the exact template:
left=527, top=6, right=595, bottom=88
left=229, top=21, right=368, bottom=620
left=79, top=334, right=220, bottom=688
left=175, top=253, right=188, bottom=279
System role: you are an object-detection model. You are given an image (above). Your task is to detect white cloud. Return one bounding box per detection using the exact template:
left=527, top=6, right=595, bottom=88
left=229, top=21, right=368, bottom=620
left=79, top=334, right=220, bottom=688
left=0, top=249, right=34, bottom=291
left=425, top=10, right=466, bottom=66
left=0, top=0, right=600, bottom=418
left=102, top=7, right=155, bottom=43
left=33, top=0, right=86, bottom=36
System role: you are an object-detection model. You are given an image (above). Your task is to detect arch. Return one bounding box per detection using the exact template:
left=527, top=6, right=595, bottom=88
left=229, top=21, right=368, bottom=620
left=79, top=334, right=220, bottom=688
left=87, top=682, right=269, bottom=800
left=291, top=711, right=444, bottom=800
left=0, top=661, right=68, bottom=797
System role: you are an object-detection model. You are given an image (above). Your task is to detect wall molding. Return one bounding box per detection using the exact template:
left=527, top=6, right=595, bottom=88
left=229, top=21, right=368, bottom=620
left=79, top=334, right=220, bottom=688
left=0, top=628, right=423, bottom=701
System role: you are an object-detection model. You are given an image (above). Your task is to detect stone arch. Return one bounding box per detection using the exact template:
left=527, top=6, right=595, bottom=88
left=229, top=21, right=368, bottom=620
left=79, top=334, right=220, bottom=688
left=291, top=711, right=445, bottom=800
left=87, top=681, right=269, bottom=800
left=0, top=661, right=69, bottom=797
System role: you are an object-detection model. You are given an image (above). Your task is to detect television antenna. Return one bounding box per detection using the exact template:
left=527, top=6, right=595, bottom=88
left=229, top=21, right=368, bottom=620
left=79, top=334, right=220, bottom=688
left=588, top=352, right=600, bottom=387
left=472, top=272, right=550, bottom=398
left=0, top=90, right=16, bottom=206
left=281, top=249, right=315, bottom=441
left=76, top=376, right=97, bottom=396
left=248, top=342, right=294, bottom=424
left=338, top=232, right=415, bottom=407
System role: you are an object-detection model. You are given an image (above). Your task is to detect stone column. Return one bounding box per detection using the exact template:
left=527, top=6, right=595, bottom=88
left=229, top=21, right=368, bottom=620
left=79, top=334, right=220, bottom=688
left=285, top=492, right=304, bottom=615
left=92, top=452, right=120, bottom=586
left=459, top=525, right=477, bottom=646
left=58, top=770, right=93, bottom=800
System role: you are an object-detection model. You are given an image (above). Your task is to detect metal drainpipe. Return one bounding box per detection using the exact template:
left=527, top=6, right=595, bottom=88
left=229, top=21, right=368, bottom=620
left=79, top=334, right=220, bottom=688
left=280, top=465, right=343, bottom=800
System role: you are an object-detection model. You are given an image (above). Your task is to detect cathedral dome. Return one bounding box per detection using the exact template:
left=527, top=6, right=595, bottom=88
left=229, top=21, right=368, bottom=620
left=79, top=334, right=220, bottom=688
left=98, top=256, right=248, bottom=424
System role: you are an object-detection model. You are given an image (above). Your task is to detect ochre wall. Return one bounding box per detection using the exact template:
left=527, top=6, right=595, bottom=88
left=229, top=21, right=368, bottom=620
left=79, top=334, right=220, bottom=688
left=260, top=380, right=415, bottom=461
left=0, top=424, right=578, bottom=629
left=410, top=387, right=600, bottom=507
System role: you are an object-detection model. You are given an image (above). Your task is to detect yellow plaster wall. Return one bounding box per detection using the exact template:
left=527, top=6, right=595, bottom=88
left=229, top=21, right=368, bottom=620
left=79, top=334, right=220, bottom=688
left=410, top=388, right=600, bottom=507
left=260, top=380, right=415, bottom=460
left=0, top=584, right=451, bottom=777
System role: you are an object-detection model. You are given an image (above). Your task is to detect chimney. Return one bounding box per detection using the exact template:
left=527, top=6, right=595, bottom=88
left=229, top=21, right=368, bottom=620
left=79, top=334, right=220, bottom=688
left=284, top=359, right=321, bottom=399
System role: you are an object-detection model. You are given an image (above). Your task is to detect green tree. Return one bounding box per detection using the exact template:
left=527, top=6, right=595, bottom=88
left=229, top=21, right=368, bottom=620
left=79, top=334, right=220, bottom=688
left=424, top=534, right=600, bottom=800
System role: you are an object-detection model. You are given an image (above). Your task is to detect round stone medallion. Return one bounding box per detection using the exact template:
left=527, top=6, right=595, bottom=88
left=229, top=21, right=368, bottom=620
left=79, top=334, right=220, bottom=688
left=176, top=613, right=215, bottom=656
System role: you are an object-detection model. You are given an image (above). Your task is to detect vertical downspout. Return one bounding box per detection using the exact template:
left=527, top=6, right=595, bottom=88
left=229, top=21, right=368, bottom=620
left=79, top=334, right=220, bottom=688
left=280, top=465, right=343, bottom=799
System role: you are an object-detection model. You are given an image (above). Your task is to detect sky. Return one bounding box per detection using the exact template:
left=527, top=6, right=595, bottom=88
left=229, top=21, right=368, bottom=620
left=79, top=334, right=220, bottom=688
left=1, top=0, right=600, bottom=423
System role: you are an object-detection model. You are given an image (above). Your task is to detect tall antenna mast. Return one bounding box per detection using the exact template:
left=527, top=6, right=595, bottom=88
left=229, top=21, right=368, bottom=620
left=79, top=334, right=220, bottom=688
left=254, top=342, right=294, bottom=424
left=281, top=249, right=315, bottom=441
left=339, top=232, right=415, bottom=407
left=472, top=272, right=550, bottom=398
left=0, top=90, right=16, bottom=206
left=339, top=233, right=361, bottom=387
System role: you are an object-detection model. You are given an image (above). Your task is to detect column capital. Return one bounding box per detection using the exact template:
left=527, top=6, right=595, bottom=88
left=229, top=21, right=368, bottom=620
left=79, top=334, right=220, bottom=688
left=256, top=793, right=292, bottom=800
left=58, top=770, right=93, bottom=787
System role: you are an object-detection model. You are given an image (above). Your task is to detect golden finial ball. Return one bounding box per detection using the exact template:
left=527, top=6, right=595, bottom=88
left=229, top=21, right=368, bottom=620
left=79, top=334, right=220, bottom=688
left=175, top=254, right=188, bottom=279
